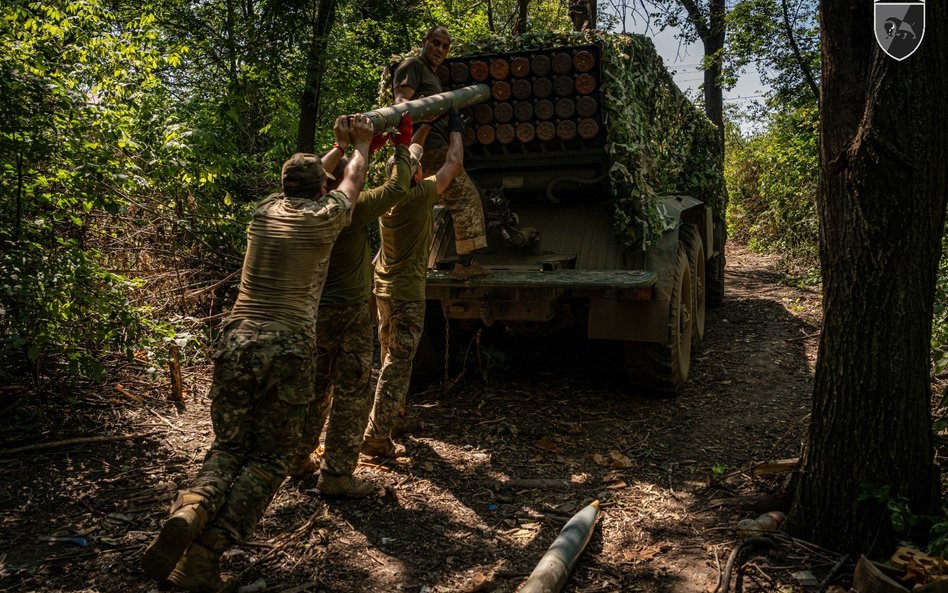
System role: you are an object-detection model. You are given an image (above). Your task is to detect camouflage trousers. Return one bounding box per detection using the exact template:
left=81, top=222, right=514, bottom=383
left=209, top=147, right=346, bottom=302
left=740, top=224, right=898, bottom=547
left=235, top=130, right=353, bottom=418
left=366, top=297, right=426, bottom=439
left=296, top=302, right=374, bottom=476
left=421, top=145, right=488, bottom=254
left=177, top=322, right=316, bottom=551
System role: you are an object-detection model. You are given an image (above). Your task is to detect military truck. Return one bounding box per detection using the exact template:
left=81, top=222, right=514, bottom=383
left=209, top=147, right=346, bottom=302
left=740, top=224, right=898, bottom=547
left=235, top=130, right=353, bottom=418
left=379, top=32, right=726, bottom=395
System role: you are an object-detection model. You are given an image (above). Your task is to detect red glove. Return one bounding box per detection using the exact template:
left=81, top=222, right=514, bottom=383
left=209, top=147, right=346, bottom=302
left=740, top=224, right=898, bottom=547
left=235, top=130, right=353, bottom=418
left=393, top=113, right=414, bottom=146
left=369, top=134, right=388, bottom=154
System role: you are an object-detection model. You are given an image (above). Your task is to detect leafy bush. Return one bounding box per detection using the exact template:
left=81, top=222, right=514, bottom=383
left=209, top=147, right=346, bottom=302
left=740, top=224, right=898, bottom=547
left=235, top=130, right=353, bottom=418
left=0, top=0, right=178, bottom=385
left=725, top=105, right=819, bottom=264
left=932, top=232, right=948, bottom=377
left=0, top=237, right=168, bottom=383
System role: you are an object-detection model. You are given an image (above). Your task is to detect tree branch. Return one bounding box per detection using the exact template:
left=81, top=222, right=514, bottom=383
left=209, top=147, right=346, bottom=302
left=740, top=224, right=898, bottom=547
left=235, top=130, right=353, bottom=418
left=678, top=0, right=710, bottom=41
left=781, top=0, right=820, bottom=105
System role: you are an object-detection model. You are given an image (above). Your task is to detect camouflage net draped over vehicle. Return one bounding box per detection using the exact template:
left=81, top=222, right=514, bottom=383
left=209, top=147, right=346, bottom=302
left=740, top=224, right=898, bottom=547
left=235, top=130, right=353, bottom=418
left=378, top=31, right=725, bottom=250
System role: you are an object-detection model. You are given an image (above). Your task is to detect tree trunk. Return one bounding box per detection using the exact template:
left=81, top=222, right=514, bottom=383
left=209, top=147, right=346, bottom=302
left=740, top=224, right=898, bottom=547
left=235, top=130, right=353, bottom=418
left=678, top=0, right=724, bottom=149
left=788, top=1, right=947, bottom=555
left=296, top=0, right=338, bottom=154
left=702, top=0, right=725, bottom=151
left=513, top=0, right=529, bottom=35
left=569, top=0, right=596, bottom=31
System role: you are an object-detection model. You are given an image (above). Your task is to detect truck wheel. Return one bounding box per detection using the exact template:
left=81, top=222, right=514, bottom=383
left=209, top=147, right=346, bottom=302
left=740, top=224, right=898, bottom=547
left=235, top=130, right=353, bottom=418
left=707, top=221, right=726, bottom=307
left=679, top=224, right=705, bottom=345
left=624, top=245, right=693, bottom=396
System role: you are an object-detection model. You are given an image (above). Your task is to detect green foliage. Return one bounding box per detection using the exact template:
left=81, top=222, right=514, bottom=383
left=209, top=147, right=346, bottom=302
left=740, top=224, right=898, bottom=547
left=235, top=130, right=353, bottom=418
left=725, top=0, right=820, bottom=106
left=932, top=231, right=948, bottom=378
left=725, top=105, right=819, bottom=262
left=0, top=0, right=180, bottom=383
left=0, top=240, right=168, bottom=382
left=859, top=483, right=948, bottom=556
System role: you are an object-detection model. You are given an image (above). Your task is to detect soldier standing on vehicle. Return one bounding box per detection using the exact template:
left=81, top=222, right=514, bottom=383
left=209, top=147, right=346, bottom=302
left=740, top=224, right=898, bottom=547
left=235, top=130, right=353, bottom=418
left=362, top=111, right=467, bottom=458
left=289, top=114, right=418, bottom=497
left=393, top=25, right=491, bottom=280
left=141, top=115, right=375, bottom=593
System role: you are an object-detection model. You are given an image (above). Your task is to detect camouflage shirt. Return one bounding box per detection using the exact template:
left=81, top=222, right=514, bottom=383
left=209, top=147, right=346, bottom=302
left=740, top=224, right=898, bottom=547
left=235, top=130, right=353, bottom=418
left=320, top=145, right=412, bottom=307
left=229, top=190, right=351, bottom=332
left=373, top=177, right=440, bottom=302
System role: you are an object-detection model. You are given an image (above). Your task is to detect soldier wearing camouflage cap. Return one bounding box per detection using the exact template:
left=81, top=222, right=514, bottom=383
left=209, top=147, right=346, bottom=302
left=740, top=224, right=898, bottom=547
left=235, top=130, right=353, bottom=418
left=142, top=115, right=376, bottom=593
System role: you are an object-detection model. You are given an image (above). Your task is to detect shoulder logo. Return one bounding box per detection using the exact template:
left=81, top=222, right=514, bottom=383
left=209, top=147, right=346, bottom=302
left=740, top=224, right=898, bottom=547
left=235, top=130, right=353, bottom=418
left=875, top=0, right=925, bottom=61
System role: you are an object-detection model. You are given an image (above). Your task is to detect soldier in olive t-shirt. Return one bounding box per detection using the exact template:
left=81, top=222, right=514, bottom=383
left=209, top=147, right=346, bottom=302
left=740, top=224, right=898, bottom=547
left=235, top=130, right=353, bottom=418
left=292, top=121, right=418, bottom=499
left=363, top=112, right=467, bottom=457
left=392, top=25, right=490, bottom=279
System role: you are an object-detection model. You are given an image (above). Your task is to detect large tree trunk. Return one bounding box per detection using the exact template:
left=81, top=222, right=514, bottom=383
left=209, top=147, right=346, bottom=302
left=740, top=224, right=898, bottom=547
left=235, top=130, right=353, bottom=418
left=679, top=0, right=725, bottom=150
left=788, top=1, right=947, bottom=555
left=513, top=0, right=529, bottom=35
left=568, top=0, right=596, bottom=31
left=296, top=0, right=338, bottom=154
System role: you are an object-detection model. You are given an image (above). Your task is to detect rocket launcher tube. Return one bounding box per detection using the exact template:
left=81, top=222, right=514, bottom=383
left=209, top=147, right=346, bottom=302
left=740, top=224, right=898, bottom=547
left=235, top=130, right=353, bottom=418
left=360, top=83, right=491, bottom=134
left=519, top=500, right=601, bottom=593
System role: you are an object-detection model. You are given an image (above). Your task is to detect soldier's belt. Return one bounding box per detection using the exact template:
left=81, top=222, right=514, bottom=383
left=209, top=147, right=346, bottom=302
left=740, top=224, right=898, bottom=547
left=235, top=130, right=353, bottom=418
left=226, top=319, right=294, bottom=333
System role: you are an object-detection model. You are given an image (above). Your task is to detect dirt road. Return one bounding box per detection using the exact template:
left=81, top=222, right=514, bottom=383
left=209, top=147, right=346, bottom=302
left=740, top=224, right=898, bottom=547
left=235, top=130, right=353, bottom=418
left=0, top=244, right=823, bottom=593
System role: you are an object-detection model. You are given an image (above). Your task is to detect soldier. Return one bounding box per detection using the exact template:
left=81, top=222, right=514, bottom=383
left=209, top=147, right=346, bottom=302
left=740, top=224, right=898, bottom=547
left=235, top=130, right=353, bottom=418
left=289, top=114, right=418, bottom=497
left=393, top=25, right=490, bottom=280
left=141, top=115, right=376, bottom=593
left=362, top=111, right=466, bottom=457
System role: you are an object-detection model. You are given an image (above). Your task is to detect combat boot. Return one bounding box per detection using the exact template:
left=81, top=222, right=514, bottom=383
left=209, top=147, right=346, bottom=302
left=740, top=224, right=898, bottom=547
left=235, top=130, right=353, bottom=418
left=360, top=436, right=406, bottom=459
left=167, top=542, right=234, bottom=593
left=451, top=261, right=491, bottom=280
left=142, top=493, right=209, bottom=581
left=288, top=452, right=319, bottom=477
left=316, top=473, right=376, bottom=498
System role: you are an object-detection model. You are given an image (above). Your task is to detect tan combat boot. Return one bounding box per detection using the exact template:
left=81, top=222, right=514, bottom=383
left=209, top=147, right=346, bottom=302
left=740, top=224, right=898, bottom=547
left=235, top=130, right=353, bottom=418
left=288, top=452, right=319, bottom=477
left=360, top=436, right=406, bottom=459
left=316, top=473, right=376, bottom=498
left=451, top=261, right=491, bottom=280
left=142, top=493, right=209, bottom=581
left=167, top=542, right=234, bottom=593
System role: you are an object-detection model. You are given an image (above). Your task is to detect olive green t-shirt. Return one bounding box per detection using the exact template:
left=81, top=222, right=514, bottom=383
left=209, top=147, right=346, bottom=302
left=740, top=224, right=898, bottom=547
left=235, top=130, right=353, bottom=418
left=320, top=145, right=412, bottom=307
left=393, top=55, right=448, bottom=150
left=228, top=190, right=351, bottom=332
left=373, top=177, right=440, bottom=302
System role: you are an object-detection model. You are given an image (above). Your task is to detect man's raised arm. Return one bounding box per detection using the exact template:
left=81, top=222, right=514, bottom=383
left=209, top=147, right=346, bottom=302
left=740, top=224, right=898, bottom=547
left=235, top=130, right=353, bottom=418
left=336, top=115, right=375, bottom=206
left=435, top=111, right=465, bottom=194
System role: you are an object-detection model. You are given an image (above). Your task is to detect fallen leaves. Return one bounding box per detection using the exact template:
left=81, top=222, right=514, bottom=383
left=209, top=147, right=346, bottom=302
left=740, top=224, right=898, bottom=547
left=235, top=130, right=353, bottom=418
left=588, top=450, right=635, bottom=468
left=533, top=437, right=560, bottom=453
left=623, top=543, right=669, bottom=562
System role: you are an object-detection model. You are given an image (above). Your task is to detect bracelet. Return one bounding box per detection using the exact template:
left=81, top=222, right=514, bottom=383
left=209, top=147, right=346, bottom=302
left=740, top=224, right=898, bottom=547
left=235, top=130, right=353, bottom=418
left=332, top=143, right=345, bottom=153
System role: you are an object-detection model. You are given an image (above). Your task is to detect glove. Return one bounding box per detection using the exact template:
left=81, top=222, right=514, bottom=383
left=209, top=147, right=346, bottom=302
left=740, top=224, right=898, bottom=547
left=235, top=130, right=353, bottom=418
left=369, top=133, right=388, bottom=155
left=393, top=113, right=413, bottom=146
left=447, top=108, right=465, bottom=134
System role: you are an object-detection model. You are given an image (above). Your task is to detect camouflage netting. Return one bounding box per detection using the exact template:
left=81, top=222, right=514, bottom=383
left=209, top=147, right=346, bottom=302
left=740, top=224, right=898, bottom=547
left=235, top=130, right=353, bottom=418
left=377, top=31, right=725, bottom=250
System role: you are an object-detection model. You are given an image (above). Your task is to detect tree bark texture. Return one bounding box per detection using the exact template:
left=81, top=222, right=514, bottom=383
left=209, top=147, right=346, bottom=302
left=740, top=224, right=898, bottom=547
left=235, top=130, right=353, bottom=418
left=513, top=0, right=529, bottom=35
left=789, top=1, right=947, bottom=555
left=568, top=0, right=596, bottom=31
left=296, top=0, right=338, bottom=154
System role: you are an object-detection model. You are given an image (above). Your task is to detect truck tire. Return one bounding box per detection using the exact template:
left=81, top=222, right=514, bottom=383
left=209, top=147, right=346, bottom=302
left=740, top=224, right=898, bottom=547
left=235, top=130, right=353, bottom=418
left=624, top=244, right=693, bottom=396
left=707, top=221, right=726, bottom=307
left=679, top=224, right=706, bottom=346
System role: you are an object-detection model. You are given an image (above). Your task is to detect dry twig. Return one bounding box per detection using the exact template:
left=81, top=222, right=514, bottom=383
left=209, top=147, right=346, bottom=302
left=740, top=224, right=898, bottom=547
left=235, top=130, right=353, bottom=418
left=0, top=432, right=160, bottom=456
